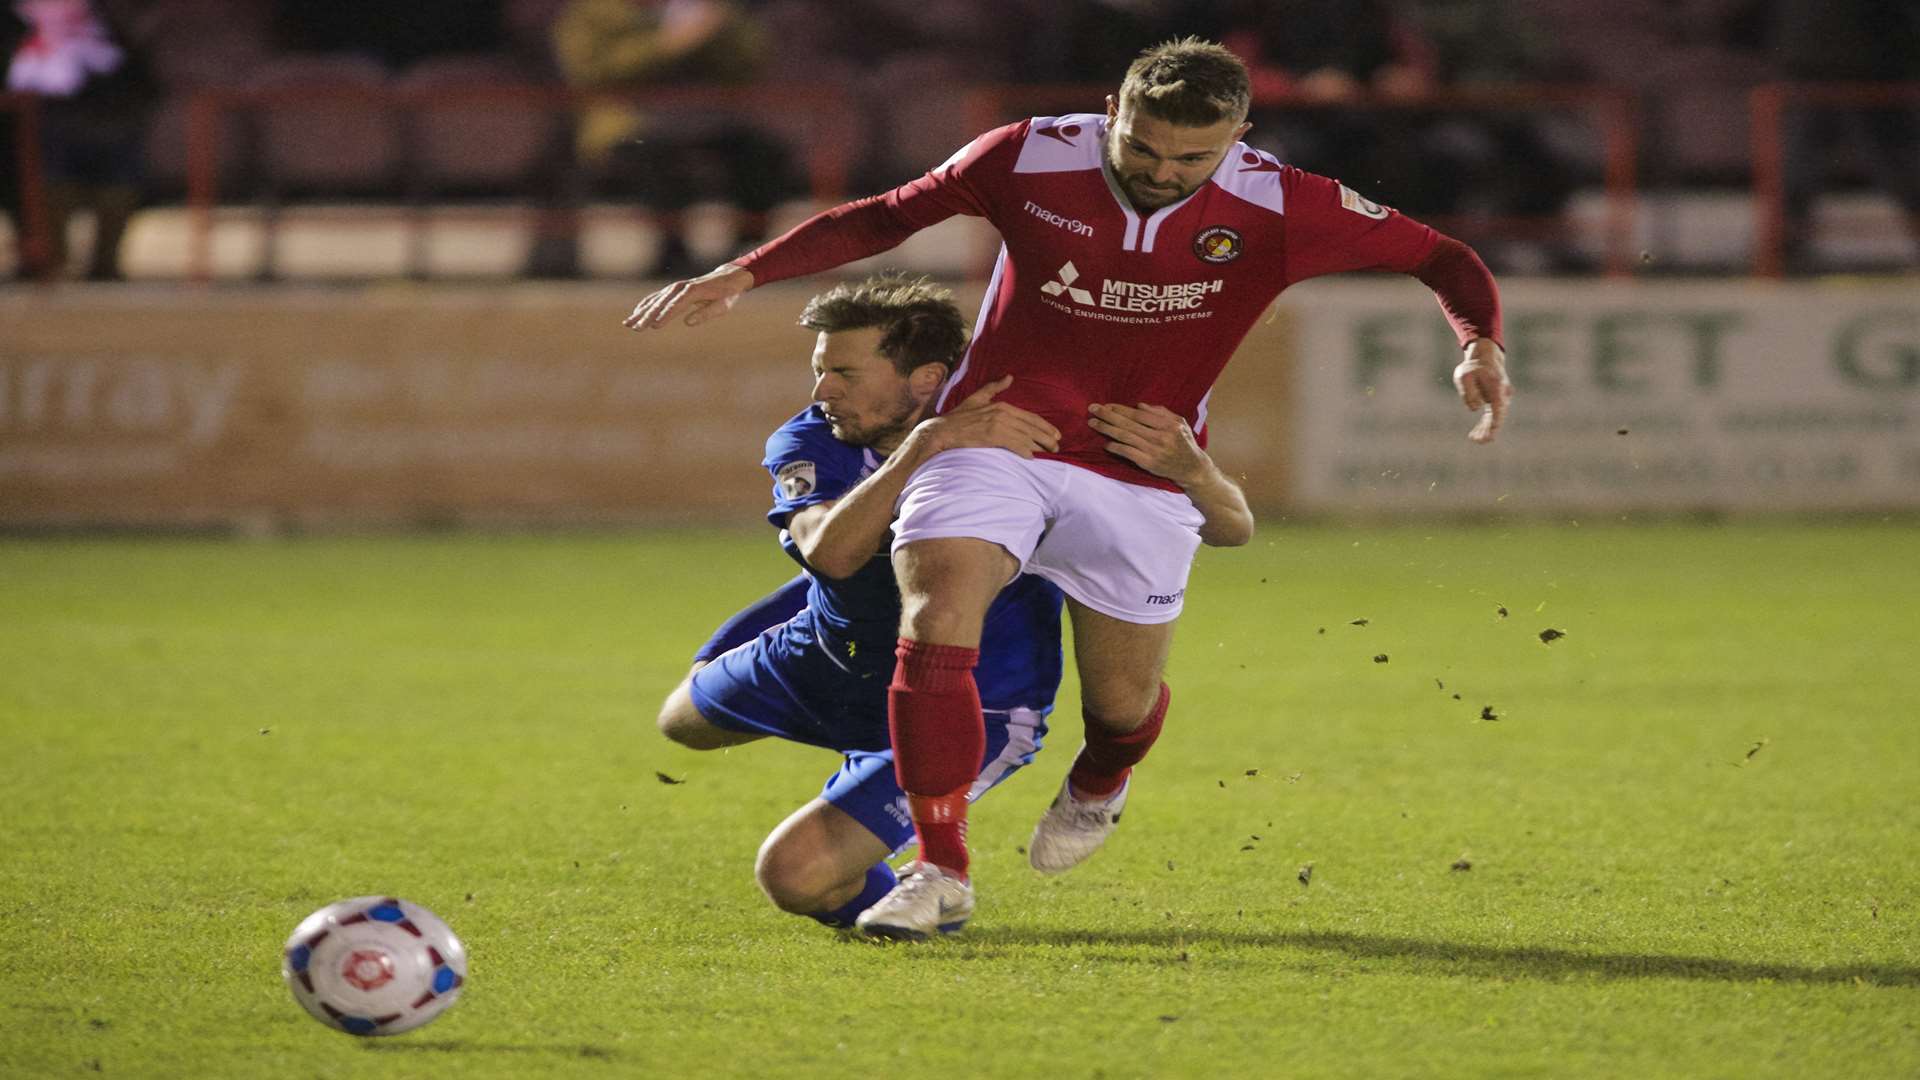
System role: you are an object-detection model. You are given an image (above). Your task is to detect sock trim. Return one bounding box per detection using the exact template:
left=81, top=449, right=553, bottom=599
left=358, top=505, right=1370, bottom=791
left=893, top=638, right=979, bottom=694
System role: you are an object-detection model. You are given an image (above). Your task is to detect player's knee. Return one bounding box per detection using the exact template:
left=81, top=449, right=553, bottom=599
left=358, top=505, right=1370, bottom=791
left=657, top=710, right=734, bottom=750
left=897, top=594, right=969, bottom=645
left=1084, top=677, right=1165, bottom=734
left=893, top=541, right=1006, bottom=645
left=753, top=834, right=836, bottom=915
left=655, top=705, right=696, bottom=747
left=656, top=683, right=724, bottom=749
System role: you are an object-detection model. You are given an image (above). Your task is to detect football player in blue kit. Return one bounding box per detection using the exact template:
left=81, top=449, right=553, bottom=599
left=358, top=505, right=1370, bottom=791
left=656, top=272, right=1255, bottom=936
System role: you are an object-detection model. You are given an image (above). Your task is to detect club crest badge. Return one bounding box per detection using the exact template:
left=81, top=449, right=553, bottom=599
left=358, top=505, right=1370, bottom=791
left=1193, top=225, right=1244, bottom=264
left=776, top=461, right=816, bottom=500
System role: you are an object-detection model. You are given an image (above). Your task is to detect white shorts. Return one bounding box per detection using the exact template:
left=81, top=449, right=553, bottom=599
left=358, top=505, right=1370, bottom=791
left=892, top=448, right=1205, bottom=624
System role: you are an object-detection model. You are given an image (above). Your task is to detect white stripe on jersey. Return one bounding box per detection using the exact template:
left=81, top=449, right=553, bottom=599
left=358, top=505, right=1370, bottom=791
left=936, top=242, right=1007, bottom=413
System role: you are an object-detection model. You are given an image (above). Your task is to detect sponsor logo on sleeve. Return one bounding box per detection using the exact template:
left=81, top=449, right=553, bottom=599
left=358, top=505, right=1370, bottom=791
left=1192, top=225, right=1243, bottom=264
left=776, top=460, right=816, bottom=500
left=1338, top=183, right=1390, bottom=220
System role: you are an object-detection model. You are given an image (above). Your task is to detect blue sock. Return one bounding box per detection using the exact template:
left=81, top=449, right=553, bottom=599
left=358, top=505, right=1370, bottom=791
left=809, top=862, right=898, bottom=929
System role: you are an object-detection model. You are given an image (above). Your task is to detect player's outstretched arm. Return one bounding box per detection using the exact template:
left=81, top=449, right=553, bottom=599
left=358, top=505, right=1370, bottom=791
left=789, top=378, right=1059, bottom=579
left=690, top=574, right=811, bottom=667
left=1088, top=402, right=1254, bottom=547
left=624, top=264, right=756, bottom=332
left=1454, top=338, right=1512, bottom=444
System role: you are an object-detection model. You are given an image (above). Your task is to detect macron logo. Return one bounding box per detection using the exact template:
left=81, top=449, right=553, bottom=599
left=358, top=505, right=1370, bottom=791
left=1040, top=261, right=1096, bottom=306
left=1025, top=201, right=1094, bottom=237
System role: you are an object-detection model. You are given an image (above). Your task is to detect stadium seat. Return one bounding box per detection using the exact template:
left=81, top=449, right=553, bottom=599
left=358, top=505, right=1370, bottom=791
left=140, top=0, right=274, bottom=197
left=144, top=93, right=253, bottom=199
left=244, top=54, right=402, bottom=196
left=396, top=55, right=557, bottom=197
left=1642, top=48, right=1769, bottom=184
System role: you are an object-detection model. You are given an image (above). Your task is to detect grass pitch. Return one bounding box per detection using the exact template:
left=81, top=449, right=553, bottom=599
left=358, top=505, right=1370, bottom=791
left=3, top=522, right=1917, bottom=1078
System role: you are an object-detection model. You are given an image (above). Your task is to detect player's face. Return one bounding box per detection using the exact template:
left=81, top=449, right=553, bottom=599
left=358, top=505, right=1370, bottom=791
left=1104, top=98, right=1251, bottom=212
left=810, top=328, right=928, bottom=452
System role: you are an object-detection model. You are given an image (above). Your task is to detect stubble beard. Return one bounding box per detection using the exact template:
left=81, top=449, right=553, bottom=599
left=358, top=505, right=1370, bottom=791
left=1105, top=136, right=1189, bottom=213
left=838, top=384, right=926, bottom=453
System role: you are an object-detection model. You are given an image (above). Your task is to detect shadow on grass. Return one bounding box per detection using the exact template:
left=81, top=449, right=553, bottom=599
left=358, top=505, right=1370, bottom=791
left=943, top=928, right=1920, bottom=987
left=361, top=1040, right=621, bottom=1058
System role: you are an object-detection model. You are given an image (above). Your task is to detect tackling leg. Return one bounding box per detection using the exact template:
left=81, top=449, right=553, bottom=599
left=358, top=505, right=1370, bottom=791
left=1029, top=600, right=1177, bottom=873
left=755, top=799, right=895, bottom=927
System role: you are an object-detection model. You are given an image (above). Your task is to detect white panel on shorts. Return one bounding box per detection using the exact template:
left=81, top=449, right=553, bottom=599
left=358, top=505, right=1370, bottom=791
left=892, top=448, right=1205, bottom=624
left=892, top=447, right=1052, bottom=567
left=1024, top=461, right=1205, bottom=623
left=969, top=707, right=1045, bottom=801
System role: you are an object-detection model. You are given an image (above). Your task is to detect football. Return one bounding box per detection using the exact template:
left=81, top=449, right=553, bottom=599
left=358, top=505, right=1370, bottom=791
left=281, top=896, right=468, bottom=1036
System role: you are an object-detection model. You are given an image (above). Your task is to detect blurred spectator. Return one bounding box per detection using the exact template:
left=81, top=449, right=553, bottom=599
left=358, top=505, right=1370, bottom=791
left=1392, top=0, right=1585, bottom=267
left=1215, top=0, right=1416, bottom=186
left=1, top=6, right=19, bottom=272
left=1015, top=0, right=1215, bottom=86
left=1221, top=0, right=1420, bottom=107
left=1756, top=0, right=1920, bottom=272
left=540, top=0, right=796, bottom=278
left=3, top=0, right=153, bottom=280
left=753, top=0, right=1012, bottom=191
left=1220, top=0, right=1584, bottom=271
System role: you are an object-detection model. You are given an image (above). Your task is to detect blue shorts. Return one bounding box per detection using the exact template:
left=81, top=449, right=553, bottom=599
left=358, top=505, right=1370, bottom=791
left=689, top=617, right=892, bottom=752
left=688, top=617, right=1051, bottom=851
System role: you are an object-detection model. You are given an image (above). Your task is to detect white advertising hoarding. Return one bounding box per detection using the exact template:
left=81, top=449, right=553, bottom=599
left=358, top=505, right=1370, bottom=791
left=1288, top=280, right=1920, bottom=512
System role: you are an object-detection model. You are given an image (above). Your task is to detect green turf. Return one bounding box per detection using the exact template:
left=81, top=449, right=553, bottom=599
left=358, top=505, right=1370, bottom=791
left=3, top=523, right=1917, bottom=1078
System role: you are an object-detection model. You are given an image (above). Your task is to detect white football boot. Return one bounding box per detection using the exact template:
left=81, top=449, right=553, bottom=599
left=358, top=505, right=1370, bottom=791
left=1027, top=771, right=1130, bottom=874
left=855, top=861, right=974, bottom=940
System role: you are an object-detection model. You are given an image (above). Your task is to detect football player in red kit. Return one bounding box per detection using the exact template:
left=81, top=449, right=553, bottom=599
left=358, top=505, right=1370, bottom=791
left=626, top=37, right=1512, bottom=938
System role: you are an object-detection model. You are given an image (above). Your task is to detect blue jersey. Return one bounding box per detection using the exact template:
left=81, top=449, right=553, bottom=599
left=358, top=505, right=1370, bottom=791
left=762, top=405, right=1063, bottom=711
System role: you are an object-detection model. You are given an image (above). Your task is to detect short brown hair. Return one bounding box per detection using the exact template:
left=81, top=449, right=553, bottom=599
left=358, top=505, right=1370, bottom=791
left=1117, top=37, right=1251, bottom=127
left=798, top=271, right=968, bottom=376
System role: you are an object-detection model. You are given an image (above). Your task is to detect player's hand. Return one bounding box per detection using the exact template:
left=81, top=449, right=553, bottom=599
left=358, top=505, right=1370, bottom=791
left=623, top=264, right=755, bottom=332
left=1088, top=402, right=1208, bottom=486
left=1453, top=339, right=1513, bottom=445
left=919, top=376, right=1061, bottom=458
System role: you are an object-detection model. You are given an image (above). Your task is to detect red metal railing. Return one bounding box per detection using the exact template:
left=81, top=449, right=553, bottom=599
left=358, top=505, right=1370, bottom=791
left=13, top=81, right=1646, bottom=281
left=183, top=82, right=859, bottom=282
left=1750, top=81, right=1920, bottom=278
left=0, top=92, right=54, bottom=280
left=964, top=83, right=1640, bottom=277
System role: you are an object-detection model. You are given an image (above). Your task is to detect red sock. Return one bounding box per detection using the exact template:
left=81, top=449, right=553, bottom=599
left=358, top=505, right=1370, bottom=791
left=1069, top=682, right=1170, bottom=799
left=889, top=638, right=984, bottom=877
left=905, top=789, right=970, bottom=878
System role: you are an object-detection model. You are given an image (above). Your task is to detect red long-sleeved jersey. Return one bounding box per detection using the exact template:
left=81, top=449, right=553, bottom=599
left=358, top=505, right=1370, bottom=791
left=738, top=113, right=1501, bottom=490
